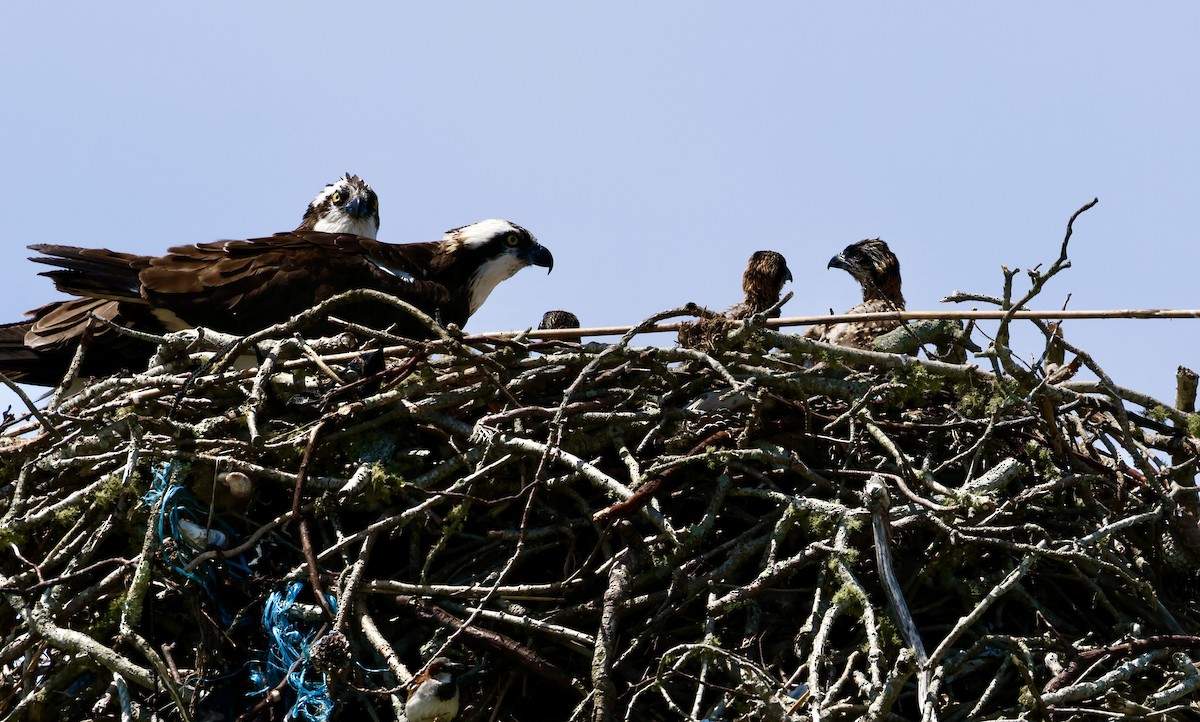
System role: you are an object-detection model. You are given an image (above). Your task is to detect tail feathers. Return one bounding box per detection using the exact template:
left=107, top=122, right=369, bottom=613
left=0, top=299, right=162, bottom=386
left=28, top=244, right=149, bottom=303
left=0, top=320, right=54, bottom=384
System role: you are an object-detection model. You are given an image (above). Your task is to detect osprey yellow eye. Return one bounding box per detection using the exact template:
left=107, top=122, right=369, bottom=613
left=331, top=191, right=343, bottom=204
left=503, top=233, right=521, bottom=247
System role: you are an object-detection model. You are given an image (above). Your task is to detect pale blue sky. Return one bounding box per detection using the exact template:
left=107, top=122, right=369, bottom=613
left=1, top=4, right=1197, bottom=410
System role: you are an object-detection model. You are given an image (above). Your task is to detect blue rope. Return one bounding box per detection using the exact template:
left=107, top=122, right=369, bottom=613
left=142, top=462, right=250, bottom=594
left=251, top=582, right=338, bottom=722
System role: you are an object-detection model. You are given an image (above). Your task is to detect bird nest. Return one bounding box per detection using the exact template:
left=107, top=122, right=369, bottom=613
left=4, top=244, right=1200, bottom=721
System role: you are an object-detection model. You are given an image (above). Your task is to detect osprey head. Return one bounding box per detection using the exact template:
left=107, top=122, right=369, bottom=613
left=827, top=238, right=903, bottom=305
left=298, top=173, right=381, bottom=237
left=539, top=309, right=580, bottom=330
left=744, top=250, right=793, bottom=295
left=444, top=219, right=554, bottom=315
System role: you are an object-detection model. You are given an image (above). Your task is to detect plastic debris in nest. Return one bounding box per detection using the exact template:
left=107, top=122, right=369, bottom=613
left=142, top=462, right=250, bottom=606
left=251, top=582, right=339, bottom=722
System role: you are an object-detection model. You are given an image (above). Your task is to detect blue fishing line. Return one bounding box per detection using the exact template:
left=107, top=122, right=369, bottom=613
left=251, top=582, right=339, bottom=722
left=142, top=462, right=251, bottom=592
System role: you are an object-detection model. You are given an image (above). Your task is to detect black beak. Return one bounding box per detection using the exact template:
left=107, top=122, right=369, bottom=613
left=523, top=243, right=554, bottom=273
left=827, top=253, right=850, bottom=272
left=343, top=196, right=369, bottom=219
left=785, top=266, right=794, bottom=283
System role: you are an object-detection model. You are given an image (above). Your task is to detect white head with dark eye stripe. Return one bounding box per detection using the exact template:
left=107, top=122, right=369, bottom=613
left=443, top=219, right=554, bottom=315
left=297, top=173, right=381, bottom=237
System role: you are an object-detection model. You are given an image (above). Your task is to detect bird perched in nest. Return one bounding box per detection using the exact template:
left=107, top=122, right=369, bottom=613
left=806, top=238, right=904, bottom=349
left=10, top=218, right=551, bottom=386
left=0, top=174, right=383, bottom=385
left=678, top=250, right=792, bottom=350
left=724, top=250, right=793, bottom=319
left=405, top=657, right=462, bottom=722
left=538, top=309, right=580, bottom=330
left=30, top=218, right=550, bottom=336
left=294, top=173, right=380, bottom=237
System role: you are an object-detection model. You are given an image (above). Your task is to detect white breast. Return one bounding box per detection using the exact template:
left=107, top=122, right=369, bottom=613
left=404, top=676, right=459, bottom=722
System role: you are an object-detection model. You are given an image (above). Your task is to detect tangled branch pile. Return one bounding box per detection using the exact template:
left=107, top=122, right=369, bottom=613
left=4, top=220, right=1200, bottom=722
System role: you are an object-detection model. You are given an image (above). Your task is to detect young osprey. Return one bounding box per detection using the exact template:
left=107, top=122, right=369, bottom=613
left=806, top=238, right=904, bottom=349
left=31, top=219, right=552, bottom=340
left=678, top=250, right=792, bottom=350
left=724, top=250, right=793, bottom=319
left=538, top=309, right=580, bottom=330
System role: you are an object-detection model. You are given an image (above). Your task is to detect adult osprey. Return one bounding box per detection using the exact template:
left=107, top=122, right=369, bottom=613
left=0, top=175, right=383, bottom=385
left=806, top=238, right=904, bottom=349
left=32, top=219, right=551, bottom=338
left=295, top=173, right=380, bottom=237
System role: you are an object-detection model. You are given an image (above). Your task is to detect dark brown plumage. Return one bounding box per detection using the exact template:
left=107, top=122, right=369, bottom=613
left=0, top=176, right=389, bottom=385
left=0, top=297, right=162, bottom=383
left=724, top=250, right=793, bottom=319
left=678, top=250, right=792, bottom=350
left=807, top=238, right=904, bottom=349
left=0, top=249, right=162, bottom=384
left=32, top=220, right=551, bottom=339
left=538, top=309, right=580, bottom=330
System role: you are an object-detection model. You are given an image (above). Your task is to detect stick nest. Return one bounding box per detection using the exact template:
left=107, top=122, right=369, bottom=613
left=4, top=212, right=1200, bottom=722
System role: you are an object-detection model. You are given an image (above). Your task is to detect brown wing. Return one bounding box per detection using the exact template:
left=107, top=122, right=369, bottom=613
left=29, top=245, right=152, bottom=302
left=0, top=299, right=163, bottom=385
left=138, top=232, right=453, bottom=334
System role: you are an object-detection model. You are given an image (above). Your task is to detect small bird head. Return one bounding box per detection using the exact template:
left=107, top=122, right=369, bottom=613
left=418, top=657, right=463, bottom=680
left=539, top=309, right=580, bottom=330
left=827, top=238, right=903, bottom=305
left=299, top=173, right=381, bottom=238
left=406, top=657, right=463, bottom=722
left=445, top=219, right=554, bottom=315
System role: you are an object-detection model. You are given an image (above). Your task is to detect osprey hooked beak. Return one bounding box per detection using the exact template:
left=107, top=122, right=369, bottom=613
left=827, top=252, right=852, bottom=273
left=522, top=243, right=554, bottom=274
left=342, top=195, right=372, bottom=220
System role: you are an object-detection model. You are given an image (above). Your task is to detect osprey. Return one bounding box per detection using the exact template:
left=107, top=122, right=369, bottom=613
left=295, top=173, right=380, bottom=237
left=677, top=250, right=792, bottom=350
left=0, top=175, right=385, bottom=385
left=404, top=657, right=462, bottom=722
left=538, top=309, right=580, bottom=330
left=724, top=250, right=793, bottom=319
left=806, top=238, right=904, bottom=349
left=31, top=219, right=552, bottom=340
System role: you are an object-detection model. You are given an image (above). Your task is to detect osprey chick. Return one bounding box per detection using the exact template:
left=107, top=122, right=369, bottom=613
left=678, top=250, right=792, bottom=350
left=725, top=250, right=793, bottom=319
left=538, top=309, right=580, bottom=330
left=807, top=238, right=903, bottom=349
